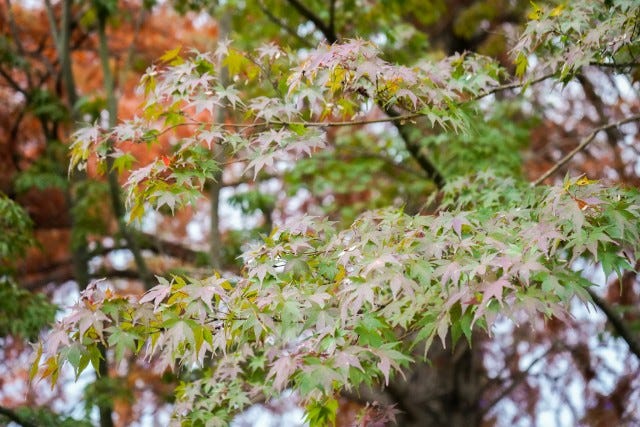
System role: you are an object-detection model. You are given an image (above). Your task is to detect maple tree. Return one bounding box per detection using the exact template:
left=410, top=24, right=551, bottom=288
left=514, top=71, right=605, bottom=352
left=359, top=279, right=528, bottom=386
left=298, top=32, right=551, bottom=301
left=2, top=0, right=640, bottom=426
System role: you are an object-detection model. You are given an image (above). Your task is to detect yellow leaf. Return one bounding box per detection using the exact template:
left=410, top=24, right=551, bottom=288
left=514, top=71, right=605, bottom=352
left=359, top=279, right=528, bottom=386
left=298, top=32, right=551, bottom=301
left=576, top=176, right=597, bottom=186
left=159, top=46, right=182, bottom=64
left=550, top=4, right=565, bottom=17
left=327, top=67, right=348, bottom=93
left=527, top=1, right=542, bottom=20
left=334, top=265, right=346, bottom=284
left=223, top=49, right=247, bottom=77
left=515, top=52, right=528, bottom=77
left=29, top=344, right=43, bottom=381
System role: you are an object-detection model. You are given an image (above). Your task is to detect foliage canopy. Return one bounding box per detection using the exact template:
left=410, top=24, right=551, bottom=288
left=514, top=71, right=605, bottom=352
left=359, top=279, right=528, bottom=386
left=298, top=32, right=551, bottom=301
left=22, top=0, right=640, bottom=425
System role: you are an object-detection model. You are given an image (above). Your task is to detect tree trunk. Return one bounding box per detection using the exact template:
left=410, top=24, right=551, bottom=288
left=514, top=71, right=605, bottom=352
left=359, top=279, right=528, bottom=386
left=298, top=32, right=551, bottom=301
left=391, top=338, right=485, bottom=426
left=346, top=335, right=486, bottom=427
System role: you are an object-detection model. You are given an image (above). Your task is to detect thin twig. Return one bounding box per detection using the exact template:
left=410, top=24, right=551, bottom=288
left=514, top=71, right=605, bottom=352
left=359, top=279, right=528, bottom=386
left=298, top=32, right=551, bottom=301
left=285, top=0, right=337, bottom=43
left=5, top=0, right=34, bottom=88
left=474, top=72, right=556, bottom=101
left=0, top=65, right=28, bottom=95
left=480, top=343, right=560, bottom=417
left=533, top=114, right=640, bottom=185
left=590, top=61, right=640, bottom=68
left=257, top=0, right=313, bottom=48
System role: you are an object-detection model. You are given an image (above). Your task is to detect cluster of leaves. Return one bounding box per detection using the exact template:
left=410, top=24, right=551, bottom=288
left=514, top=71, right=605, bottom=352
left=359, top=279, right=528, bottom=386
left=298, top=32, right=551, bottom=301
left=13, top=140, right=69, bottom=193
left=285, top=125, right=433, bottom=223
left=0, top=278, right=57, bottom=341
left=0, top=194, right=34, bottom=263
left=1, top=406, right=93, bottom=427
left=32, top=174, right=640, bottom=425
left=0, top=197, right=56, bottom=340
left=36, top=2, right=640, bottom=425
left=68, top=39, right=506, bottom=221
left=514, top=0, right=640, bottom=79
left=423, top=101, right=536, bottom=179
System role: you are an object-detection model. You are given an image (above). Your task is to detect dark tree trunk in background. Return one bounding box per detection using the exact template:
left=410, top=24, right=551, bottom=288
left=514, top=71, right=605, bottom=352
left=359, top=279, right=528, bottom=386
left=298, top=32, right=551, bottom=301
left=348, top=336, right=487, bottom=426
left=392, top=339, right=485, bottom=426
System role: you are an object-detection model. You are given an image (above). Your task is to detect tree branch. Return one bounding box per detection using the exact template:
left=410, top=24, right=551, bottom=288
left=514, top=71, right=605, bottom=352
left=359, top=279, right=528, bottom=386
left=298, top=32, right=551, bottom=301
left=97, top=10, right=153, bottom=290
left=480, top=343, right=559, bottom=417
left=385, top=106, right=445, bottom=187
left=284, top=0, right=337, bottom=43
left=328, top=0, right=336, bottom=40
left=5, top=0, right=34, bottom=88
left=578, top=73, right=627, bottom=177
left=86, top=235, right=203, bottom=263
left=131, top=232, right=205, bottom=263
left=533, top=114, right=640, bottom=185
left=20, top=233, right=205, bottom=291
left=0, top=405, right=37, bottom=427
left=586, top=288, right=640, bottom=361
left=0, top=65, right=28, bottom=96
left=257, top=0, right=313, bottom=47
left=590, top=61, right=640, bottom=68
left=43, top=0, right=60, bottom=54
left=209, top=7, right=233, bottom=270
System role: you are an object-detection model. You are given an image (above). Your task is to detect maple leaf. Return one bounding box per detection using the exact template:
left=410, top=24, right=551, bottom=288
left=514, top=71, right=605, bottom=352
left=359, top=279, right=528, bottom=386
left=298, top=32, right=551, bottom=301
left=450, top=214, right=471, bottom=238
left=43, top=329, right=71, bottom=355
left=198, top=126, right=224, bottom=148
left=188, top=94, right=221, bottom=116
left=371, top=345, right=412, bottom=386
left=482, top=276, right=513, bottom=305
left=139, top=282, right=172, bottom=311
left=245, top=150, right=279, bottom=179
left=125, top=162, right=157, bottom=188
left=216, top=84, right=244, bottom=108
left=257, top=42, right=283, bottom=60
left=268, top=355, right=298, bottom=390
left=436, top=261, right=463, bottom=286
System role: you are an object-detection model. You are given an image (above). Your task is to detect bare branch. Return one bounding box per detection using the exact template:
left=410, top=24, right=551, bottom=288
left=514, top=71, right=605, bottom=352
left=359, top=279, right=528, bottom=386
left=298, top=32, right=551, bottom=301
left=42, top=0, right=60, bottom=59
left=257, top=0, right=313, bottom=48
left=533, top=114, right=640, bottom=185
left=586, top=288, right=640, bottom=361
left=88, top=232, right=204, bottom=263
left=480, top=343, right=560, bottom=417
left=0, top=65, right=28, bottom=96
left=590, top=61, right=640, bottom=68
left=284, top=0, right=337, bottom=43
left=5, top=0, right=34, bottom=88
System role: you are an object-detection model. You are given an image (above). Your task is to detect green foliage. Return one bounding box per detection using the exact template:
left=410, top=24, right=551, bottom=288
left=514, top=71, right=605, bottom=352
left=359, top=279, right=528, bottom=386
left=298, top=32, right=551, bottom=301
left=5, top=407, right=93, bottom=427
left=75, top=96, right=108, bottom=122
left=515, top=0, right=640, bottom=80
left=0, top=278, right=57, bottom=340
left=33, top=177, right=640, bottom=423
left=304, top=397, right=339, bottom=427
left=14, top=140, right=69, bottom=193
left=28, top=88, right=69, bottom=122
left=38, top=1, right=640, bottom=424
left=425, top=101, right=537, bottom=179
left=0, top=194, right=35, bottom=265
